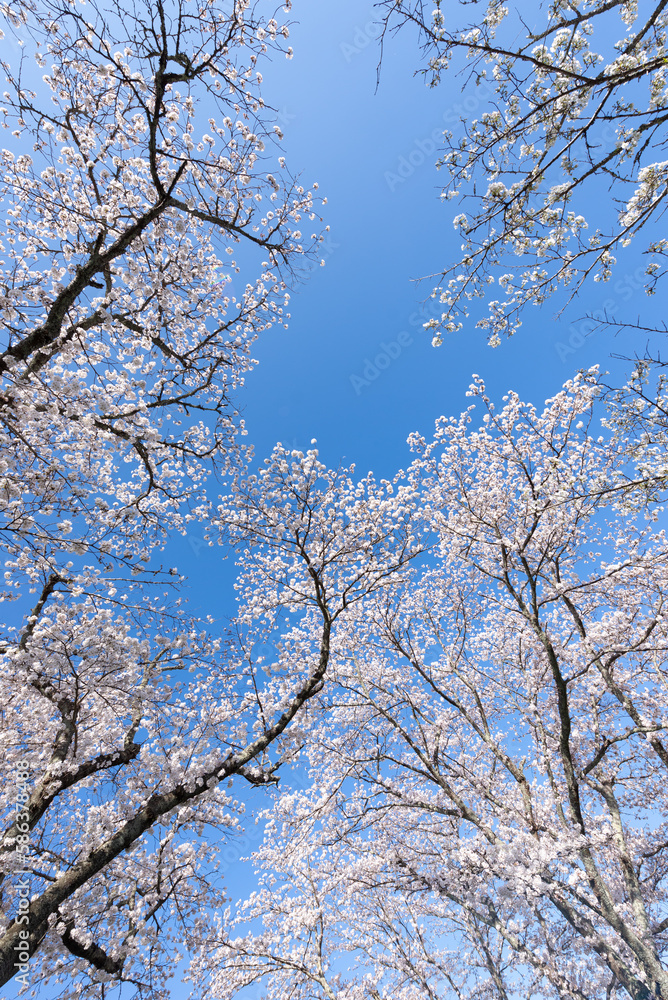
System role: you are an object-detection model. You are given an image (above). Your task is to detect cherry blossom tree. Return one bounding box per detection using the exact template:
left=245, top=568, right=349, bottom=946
left=0, top=440, right=425, bottom=997
left=202, top=372, right=668, bottom=1000
left=377, top=0, right=668, bottom=344
left=0, top=1, right=386, bottom=996
left=0, top=0, right=322, bottom=580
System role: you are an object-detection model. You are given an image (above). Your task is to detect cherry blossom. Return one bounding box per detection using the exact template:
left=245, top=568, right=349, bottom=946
left=0, top=438, right=424, bottom=996
left=204, top=372, right=668, bottom=1000
left=0, top=1, right=359, bottom=996
left=0, top=0, right=322, bottom=585
left=378, top=0, right=668, bottom=343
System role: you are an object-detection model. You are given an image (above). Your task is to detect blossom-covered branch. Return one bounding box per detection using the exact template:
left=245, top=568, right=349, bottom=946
left=0, top=0, right=323, bottom=583
left=203, top=373, right=668, bottom=1000
left=379, top=0, right=668, bottom=343
left=0, top=443, right=424, bottom=996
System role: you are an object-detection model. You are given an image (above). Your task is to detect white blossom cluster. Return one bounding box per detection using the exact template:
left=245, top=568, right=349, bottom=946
left=380, top=0, right=668, bottom=342
left=197, top=371, right=668, bottom=1000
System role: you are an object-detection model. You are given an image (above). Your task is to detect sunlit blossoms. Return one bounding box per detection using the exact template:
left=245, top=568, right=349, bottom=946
left=0, top=0, right=322, bottom=586
left=379, top=0, right=668, bottom=343
left=3, top=1, right=668, bottom=999
left=200, top=373, right=668, bottom=1000
left=0, top=0, right=341, bottom=995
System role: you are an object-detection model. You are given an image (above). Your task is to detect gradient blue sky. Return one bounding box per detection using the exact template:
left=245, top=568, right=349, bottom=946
left=171, top=0, right=662, bottom=613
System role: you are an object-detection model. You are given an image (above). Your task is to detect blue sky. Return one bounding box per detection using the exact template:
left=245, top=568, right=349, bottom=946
left=172, top=0, right=663, bottom=618
left=244, top=1, right=663, bottom=476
